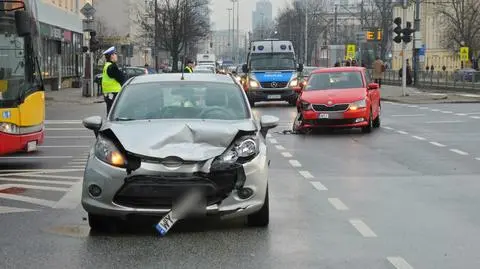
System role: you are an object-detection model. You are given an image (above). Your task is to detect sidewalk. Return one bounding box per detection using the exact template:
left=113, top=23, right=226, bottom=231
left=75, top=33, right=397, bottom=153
left=45, top=87, right=104, bottom=105
left=380, top=85, right=480, bottom=104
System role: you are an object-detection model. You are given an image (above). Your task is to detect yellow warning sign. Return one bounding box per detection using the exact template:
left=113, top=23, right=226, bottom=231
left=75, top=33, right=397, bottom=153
left=460, top=47, right=469, bottom=61
left=345, top=44, right=356, bottom=59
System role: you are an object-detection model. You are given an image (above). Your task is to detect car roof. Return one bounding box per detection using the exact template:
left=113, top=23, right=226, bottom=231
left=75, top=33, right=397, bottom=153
left=312, top=67, right=365, bottom=74
left=129, top=73, right=236, bottom=85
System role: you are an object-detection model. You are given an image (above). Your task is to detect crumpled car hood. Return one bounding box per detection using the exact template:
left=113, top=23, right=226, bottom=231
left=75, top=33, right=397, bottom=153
left=104, top=119, right=258, bottom=161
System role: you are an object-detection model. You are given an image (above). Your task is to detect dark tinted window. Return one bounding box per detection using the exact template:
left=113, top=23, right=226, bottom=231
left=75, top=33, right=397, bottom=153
left=110, top=82, right=249, bottom=121
left=306, top=71, right=364, bottom=90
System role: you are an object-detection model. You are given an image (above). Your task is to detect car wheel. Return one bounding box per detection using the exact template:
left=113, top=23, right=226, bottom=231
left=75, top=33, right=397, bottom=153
left=88, top=213, right=119, bottom=233
left=247, top=186, right=269, bottom=227
left=362, top=109, right=373, bottom=133
left=249, top=99, right=255, bottom=107
left=373, top=105, right=381, bottom=128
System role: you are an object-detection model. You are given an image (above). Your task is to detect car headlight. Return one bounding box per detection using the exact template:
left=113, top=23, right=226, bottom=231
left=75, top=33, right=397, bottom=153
left=0, top=122, right=19, bottom=134
left=289, top=78, right=299, bottom=87
left=300, top=101, right=313, bottom=111
left=94, top=135, right=126, bottom=167
left=349, top=99, right=367, bottom=110
left=218, top=135, right=259, bottom=164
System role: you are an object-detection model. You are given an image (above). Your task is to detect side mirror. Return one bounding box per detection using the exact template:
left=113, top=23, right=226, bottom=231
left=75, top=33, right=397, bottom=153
left=242, top=64, right=248, bottom=73
left=297, top=63, right=304, bottom=72
left=15, top=10, right=32, bottom=37
left=367, top=83, right=379, bottom=90
left=260, top=115, right=279, bottom=137
left=83, top=116, right=103, bottom=132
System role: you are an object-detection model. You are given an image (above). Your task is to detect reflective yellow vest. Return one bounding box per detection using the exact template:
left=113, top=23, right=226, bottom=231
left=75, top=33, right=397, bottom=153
left=184, top=66, right=193, bottom=73
left=102, top=62, right=122, bottom=94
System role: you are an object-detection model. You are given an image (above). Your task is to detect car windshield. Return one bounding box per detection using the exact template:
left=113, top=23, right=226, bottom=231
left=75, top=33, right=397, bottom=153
left=250, top=53, right=295, bottom=71
left=110, top=81, right=249, bottom=121
left=305, top=71, right=364, bottom=90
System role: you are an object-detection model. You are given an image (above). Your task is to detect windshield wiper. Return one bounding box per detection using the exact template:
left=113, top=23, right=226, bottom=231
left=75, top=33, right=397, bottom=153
left=113, top=117, right=135, bottom=121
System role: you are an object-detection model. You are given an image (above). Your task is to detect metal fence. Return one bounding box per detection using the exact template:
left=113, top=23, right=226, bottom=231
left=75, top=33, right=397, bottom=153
left=365, top=69, right=480, bottom=92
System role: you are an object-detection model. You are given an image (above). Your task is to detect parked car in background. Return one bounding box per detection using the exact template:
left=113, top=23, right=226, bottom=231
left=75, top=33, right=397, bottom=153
left=194, top=65, right=216, bottom=73
left=94, top=66, right=156, bottom=94
left=453, top=68, right=480, bottom=82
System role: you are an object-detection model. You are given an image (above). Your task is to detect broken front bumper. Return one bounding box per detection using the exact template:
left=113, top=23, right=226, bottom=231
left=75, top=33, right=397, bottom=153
left=81, top=144, right=269, bottom=220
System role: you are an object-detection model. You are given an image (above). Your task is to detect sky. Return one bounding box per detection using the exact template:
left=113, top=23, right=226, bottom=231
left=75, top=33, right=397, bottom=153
left=210, top=0, right=290, bottom=32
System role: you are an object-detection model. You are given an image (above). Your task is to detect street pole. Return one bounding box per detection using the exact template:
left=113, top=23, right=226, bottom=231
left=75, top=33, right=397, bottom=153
left=304, top=3, right=308, bottom=64
left=401, top=0, right=407, bottom=96
left=236, top=0, right=239, bottom=64
left=227, top=8, right=231, bottom=57
left=154, top=0, right=158, bottom=72
left=232, top=0, right=235, bottom=63
left=413, top=0, right=420, bottom=86
left=334, top=5, right=338, bottom=44
left=359, top=0, right=364, bottom=66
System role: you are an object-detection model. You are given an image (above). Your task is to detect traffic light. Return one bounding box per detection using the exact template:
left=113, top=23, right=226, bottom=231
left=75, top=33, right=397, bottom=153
left=89, top=31, right=100, bottom=52
left=393, top=17, right=402, bottom=44
left=402, top=21, right=414, bottom=43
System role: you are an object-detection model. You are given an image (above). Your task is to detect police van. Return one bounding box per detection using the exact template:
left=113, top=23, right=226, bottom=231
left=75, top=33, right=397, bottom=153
left=242, top=39, right=303, bottom=107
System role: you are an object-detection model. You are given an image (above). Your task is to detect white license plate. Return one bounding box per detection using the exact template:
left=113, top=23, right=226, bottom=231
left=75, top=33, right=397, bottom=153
left=27, top=141, right=37, bottom=152
left=156, top=211, right=177, bottom=236
left=318, top=113, right=329, bottom=119
left=267, top=95, right=281, bottom=99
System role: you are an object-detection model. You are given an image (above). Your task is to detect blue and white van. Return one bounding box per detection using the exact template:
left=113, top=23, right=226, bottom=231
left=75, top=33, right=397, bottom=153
left=242, top=39, right=303, bottom=106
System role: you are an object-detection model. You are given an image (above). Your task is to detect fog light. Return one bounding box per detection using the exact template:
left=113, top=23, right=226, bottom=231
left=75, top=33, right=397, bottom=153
left=88, top=184, right=102, bottom=197
left=238, top=187, right=253, bottom=199
left=355, top=118, right=365, bottom=123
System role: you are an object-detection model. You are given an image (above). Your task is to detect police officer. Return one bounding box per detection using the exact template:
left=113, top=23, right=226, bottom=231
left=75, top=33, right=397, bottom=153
left=101, top=46, right=126, bottom=114
left=184, top=60, right=194, bottom=73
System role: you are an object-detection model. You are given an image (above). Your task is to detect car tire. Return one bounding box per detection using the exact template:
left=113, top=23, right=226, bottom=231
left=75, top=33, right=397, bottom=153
left=249, top=99, right=255, bottom=107
left=362, top=109, right=374, bottom=133
left=373, top=105, right=381, bottom=128
left=247, top=186, right=269, bottom=227
left=88, top=213, right=118, bottom=233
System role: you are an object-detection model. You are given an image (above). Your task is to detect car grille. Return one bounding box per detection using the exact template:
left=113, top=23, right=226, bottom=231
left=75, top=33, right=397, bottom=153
left=304, top=119, right=358, bottom=126
left=260, top=82, right=288, bottom=88
left=312, top=104, right=349, bottom=111
left=113, top=171, right=238, bottom=208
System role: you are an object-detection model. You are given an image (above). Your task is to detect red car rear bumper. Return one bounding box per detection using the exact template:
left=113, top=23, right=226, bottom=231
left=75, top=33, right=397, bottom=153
left=0, top=131, right=44, bottom=155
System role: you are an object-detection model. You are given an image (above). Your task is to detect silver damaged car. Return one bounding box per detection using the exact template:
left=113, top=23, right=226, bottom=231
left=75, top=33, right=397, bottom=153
left=81, top=73, right=279, bottom=232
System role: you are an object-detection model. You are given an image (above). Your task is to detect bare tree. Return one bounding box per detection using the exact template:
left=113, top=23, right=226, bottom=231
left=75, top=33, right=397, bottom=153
left=437, top=0, right=480, bottom=57
left=94, top=18, right=120, bottom=65
left=136, top=0, right=211, bottom=72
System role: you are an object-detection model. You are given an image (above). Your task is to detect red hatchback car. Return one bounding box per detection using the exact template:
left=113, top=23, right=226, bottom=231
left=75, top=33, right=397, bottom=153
left=293, top=67, right=381, bottom=133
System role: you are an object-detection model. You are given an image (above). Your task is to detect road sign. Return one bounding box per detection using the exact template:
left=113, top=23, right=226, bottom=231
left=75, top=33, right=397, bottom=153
left=356, top=32, right=366, bottom=43
left=346, top=44, right=356, bottom=59
left=460, top=47, right=469, bottom=62
left=80, top=3, right=96, bottom=18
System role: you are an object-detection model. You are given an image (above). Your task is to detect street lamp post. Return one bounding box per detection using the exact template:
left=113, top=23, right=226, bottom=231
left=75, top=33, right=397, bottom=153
left=304, top=3, right=308, bottom=64
left=227, top=8, right=232, bottom=56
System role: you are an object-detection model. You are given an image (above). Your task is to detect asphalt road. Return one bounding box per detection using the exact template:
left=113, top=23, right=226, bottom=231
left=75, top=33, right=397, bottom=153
left=1, top=99, right=480, bottom=268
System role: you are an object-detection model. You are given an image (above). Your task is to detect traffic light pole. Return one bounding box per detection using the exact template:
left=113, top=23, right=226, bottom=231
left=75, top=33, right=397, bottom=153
left=401, top=3, right=407, bottom=96
left=413, top=0, right=420, bottom=86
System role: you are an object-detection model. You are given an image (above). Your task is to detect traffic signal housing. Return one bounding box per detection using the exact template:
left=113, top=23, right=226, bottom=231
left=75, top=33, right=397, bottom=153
left=402, top=21, right=414, bottom=43
left=89, top=31, right=101, bottom=52
left=393, top=17, right=402, bottom=44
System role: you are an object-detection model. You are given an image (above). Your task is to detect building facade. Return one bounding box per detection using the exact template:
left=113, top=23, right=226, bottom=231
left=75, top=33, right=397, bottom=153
left=391, top=1, right=464, bottom=71
left=252, top=0, right=272, bottom=32
left=212, top=29, right=247, bottom=63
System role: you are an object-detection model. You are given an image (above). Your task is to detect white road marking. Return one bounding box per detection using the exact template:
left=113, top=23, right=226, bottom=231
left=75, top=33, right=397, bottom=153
left=387, top=257, right=414, bottom=269
left=425, top=120, right=465, bottom=124
left=441, top=111, right=453, bottom=114
left=44, top=120, right=82, bottom=124
left=396, top=130, right=408, bottom=135
left=475, top=157, right=480, bottom=161
left=412, top=135, right=426, bottom=141
left=281, top=152, right=292, bottom=158
left=0, top=193, right=55, bottom=207
left=288, top=160, right=302, bottom=167
left=45, top=136, right=92, bottom=139
left=0, top=206, right=38, bottom=214
left=0, top=177, right=74, bottom=186
left=456, top=113, right=467, bottom=116
left=268, top=138, right=278, bottom=144
left=299, top=170, right=314, bottom=179
left=449, top=149, right=469, bottom=156
left=1, top=174, right=83, bottom=180
left=349, top=219, right=377, bottom=237
left=391, top=114, right=424, bottom=117
left=458, top=93, right=480, bottom=98
left=431, top=109, right=440, bottom=112
left=430, top=142, right=446, bottom=147
left=328, top=198, right=349, bottom=210
left=384, top=101, right=394, bottom=104
left=45, top=128, right=86, bottom=131
left=63, top=166, right=85, bottom=169
left=275, top=145, right=286, bottom=150
left=0, top=156, right=73, bottom=159
left=470, top=116, right=480, bottom=119
left=38, top=145, right=90, bottom=148
left=407, top=105, right=418, bottom=107
left=418, top=107, right=429, bottom=110
left=310, top=181, right=328, bottom=191
left=465, top=112, right=480, bottom=115
left=54, top=181, right=83, bottom=209
left=383, top=126, right=394, bottom=130
left=0, top=169, right=83, bottom=175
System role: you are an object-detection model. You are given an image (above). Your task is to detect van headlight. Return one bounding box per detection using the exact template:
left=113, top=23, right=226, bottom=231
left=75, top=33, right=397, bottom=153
left=94, top=135, right=126, bottom=167
left=0, top=122, right=19, bottom=134
left=249, top=80, right=260, bottom=88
